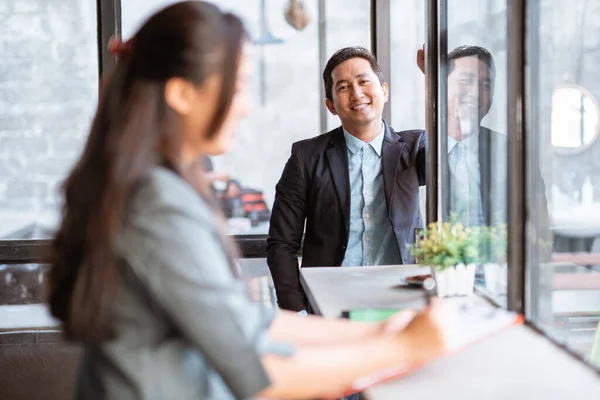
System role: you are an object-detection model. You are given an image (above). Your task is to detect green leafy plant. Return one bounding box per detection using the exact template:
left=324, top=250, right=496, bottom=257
left=411, top=218, right=508, bottom=270
left=411, top=219, right=479, bottom=270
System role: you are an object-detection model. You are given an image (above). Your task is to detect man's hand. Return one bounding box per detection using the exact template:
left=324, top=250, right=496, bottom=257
left=417, top=44, right=425, bottom=74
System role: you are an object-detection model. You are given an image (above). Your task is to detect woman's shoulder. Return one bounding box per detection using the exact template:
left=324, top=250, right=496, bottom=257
left=119, top=165, right=220, bottom=250
left=130, top=165, right=213, bottom=222
left=118, top=166, right=222, bottom=266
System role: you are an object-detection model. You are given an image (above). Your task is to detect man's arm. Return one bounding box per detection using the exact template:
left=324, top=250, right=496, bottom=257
left=267, top=144, right=308, bottom=311
left=416, top=45, right=428, bottom=187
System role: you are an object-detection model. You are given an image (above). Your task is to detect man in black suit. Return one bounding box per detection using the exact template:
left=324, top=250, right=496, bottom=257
left=267, top=47, right=426, bottom=312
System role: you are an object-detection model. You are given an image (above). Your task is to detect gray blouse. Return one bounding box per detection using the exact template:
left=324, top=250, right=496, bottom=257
left=76, top=166, right=293, bottom=400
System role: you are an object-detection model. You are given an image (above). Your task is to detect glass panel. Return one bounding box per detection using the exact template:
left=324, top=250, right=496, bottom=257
left=443, top=0, right=509, bottom=304
left=527, top=0, right=600, bottom=367
left=390, top=0, right=426, bottom=131
left=323, top=0, right=371, bottom=131
left=236, top=258, right=276, bottom=308
left=390, top=0, right=426, bottom=218
left=0, top=1, right=98, bottom=240
left=122, top=0, right=370, bottom=235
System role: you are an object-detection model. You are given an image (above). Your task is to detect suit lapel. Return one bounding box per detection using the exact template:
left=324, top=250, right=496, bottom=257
left=325, top=128, right=350, bottom=234
left=382, top=122, right=406, bottom=215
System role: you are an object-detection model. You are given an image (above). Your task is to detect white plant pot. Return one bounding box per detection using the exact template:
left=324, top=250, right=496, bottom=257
left=483, top=263, right=508, bottom=295
left=432, top=263, right=476, bottom=297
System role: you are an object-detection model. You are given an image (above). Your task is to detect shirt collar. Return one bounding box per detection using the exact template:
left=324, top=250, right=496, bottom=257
left=447, top=130, right=479, bottom=154
left=343, top=123, right=385, bottom=157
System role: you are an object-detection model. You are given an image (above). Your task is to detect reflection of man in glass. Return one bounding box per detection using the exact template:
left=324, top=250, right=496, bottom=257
left=447, top=46, right=494, bottom=141
left=418, top=45, right=500, bottom=225
left=417, top=45, right=551, bottom=250
left=445, top=46, right=495, bottom=226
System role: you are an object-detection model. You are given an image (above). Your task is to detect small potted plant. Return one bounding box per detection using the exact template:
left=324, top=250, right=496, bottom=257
left=411, top=219, right=479, bottom=297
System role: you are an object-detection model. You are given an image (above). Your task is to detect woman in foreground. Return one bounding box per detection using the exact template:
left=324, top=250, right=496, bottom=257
left=49, top=2, right=452, bottom=399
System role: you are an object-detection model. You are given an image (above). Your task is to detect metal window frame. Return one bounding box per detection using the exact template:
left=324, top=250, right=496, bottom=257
left=425, top=0, right=449, bottom=225
left=506, top=0, right=527, bottom=314
left=525, top=0, right=542, bottom=321
left=0, top=235, right=274, bottom=264
left=0, top=240, right=51, bottom=264
left=97, top=0, right=122, bottom=78
left=317, top=0, right=327, bottom=134
left=371, top=0, right=392, bottom=124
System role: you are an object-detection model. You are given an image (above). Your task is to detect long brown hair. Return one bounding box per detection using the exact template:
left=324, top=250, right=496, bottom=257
left=49, top=1, right=247, bottom=343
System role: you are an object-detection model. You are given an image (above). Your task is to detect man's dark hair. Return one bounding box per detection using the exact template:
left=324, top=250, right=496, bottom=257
left=448, top=45, right=496, bottom=82
left=322, top=46, right=385, bottom=101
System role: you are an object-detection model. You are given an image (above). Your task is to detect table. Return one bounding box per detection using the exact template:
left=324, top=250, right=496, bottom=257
left=300, top=265, right=600, bottom=400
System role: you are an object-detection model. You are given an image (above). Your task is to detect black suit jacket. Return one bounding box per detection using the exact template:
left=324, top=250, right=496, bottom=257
left=267, top=122, right=426, bottom=311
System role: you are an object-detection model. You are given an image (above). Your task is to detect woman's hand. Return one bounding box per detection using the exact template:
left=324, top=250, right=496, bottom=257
left=381, top=310, right=417, bottom=334
left=395, top=300, right=456, bottom=364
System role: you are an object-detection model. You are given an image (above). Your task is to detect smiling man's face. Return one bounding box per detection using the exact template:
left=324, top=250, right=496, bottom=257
left=448, top=55, right=494, bottom=136
left=326, top=57, right=388, bottom=132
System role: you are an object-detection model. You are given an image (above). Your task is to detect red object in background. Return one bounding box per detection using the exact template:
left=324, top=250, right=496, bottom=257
left=239, top=189, right=271, bottom=225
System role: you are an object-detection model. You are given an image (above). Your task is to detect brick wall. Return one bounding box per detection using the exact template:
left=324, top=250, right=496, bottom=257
left=0, top=0, right=98, bottom=236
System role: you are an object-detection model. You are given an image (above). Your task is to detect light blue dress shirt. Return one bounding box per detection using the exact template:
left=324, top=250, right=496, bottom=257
left=448, top=134, right=484, bottom=226
left=341, top=126, right=402, bottom=267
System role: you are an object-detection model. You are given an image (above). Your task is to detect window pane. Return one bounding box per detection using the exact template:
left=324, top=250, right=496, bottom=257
left=0, top=1, right=98, bottom=240
left=390, top=0, right=425, bottom=132
left=390, top=0, right=426, bottom=219
left=323, top=0, right=371, bottom=131
left=122, top=0, right=370, bottom=235
left=444, top=0, right=509, bottom=304
left=527, top=0, right=600, bottom=367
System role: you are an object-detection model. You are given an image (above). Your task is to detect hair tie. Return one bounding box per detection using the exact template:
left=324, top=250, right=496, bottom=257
left=107, top=35, right=134, bottom=56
